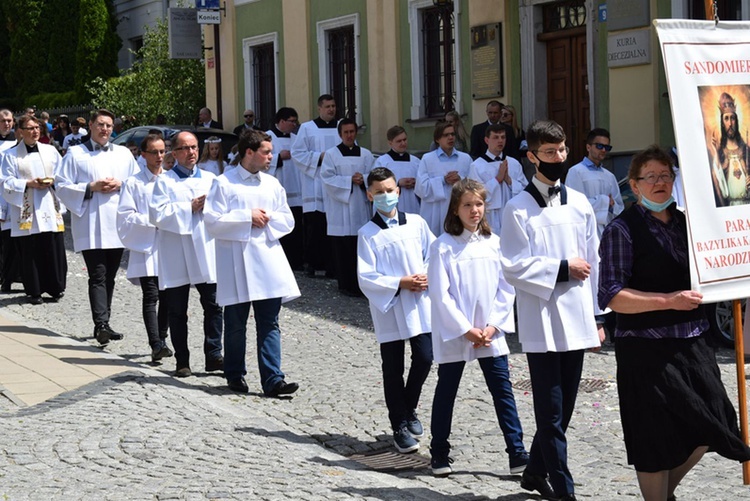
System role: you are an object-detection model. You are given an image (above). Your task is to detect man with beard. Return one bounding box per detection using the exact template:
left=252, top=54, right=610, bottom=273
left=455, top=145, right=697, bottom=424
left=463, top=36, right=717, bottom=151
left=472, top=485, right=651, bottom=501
left=710, top=92, right=750, bottom=206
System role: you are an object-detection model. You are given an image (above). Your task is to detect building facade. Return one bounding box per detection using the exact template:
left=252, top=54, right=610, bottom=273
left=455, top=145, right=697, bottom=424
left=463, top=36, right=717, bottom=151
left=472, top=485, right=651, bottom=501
left=204, top=0, right=750, bottom=174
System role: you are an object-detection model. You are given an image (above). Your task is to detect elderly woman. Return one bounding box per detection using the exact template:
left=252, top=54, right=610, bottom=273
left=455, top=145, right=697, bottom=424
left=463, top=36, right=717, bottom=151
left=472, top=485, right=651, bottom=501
left=598, top=145, right=750, bottom=501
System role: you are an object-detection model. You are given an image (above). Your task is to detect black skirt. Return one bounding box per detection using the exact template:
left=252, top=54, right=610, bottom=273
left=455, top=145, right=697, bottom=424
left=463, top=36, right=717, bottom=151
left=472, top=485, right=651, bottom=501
left=614, top=334, right=750, bottom=472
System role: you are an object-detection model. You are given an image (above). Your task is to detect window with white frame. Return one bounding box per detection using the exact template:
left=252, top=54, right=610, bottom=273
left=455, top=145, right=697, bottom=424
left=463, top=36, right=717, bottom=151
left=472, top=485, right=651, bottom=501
left=317, top=15, right=361, bottom=122
left=242, top=33, right=279, bottom=131
left=408, top=0, right=461, bottom=120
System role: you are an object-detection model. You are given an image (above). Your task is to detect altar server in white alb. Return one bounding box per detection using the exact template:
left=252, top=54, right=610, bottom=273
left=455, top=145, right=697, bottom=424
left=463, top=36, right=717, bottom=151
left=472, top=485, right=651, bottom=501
left=321, top=118, right=374, bottom=296
left=372, top=126, right=421, bottom=214
left=357, top=167, right=434, bottom=454
left=291, top=94, right=339, bottom=277
left=499, top=120, right=603, bottom=501
left=267, top=107, right=304, bottom=271
left=564, top=128, right=623, bottom=237
left=0, top=109, right=22, bottom=294
left=468, top=123, right=528, bottom=234
left=1, top=115, right=66, bottom=305
left=427, top=178, right=528, bottom=478
left=116, top=133, right=173, bottom=363
left=149, top=131, right=223, bottom=379
left=56, top=109, right=138, bottom=346
left=415, top=120, right=472, bottom=236
left=205, top=130, right=301, bottom=398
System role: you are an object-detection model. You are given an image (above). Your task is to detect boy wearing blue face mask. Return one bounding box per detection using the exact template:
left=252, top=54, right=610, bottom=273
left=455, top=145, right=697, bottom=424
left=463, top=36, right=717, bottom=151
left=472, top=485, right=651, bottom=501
left=357, top=167, right=436, bottom=454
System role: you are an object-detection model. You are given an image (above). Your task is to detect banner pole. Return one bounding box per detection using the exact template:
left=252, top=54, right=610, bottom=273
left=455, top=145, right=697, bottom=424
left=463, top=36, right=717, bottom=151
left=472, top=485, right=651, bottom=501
left=732, top=299, right=750, bottom=484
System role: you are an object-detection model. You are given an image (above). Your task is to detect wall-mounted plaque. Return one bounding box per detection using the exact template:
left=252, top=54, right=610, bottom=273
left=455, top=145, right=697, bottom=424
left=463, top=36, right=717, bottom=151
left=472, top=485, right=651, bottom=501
left=471, top=23, right=503, bottom=99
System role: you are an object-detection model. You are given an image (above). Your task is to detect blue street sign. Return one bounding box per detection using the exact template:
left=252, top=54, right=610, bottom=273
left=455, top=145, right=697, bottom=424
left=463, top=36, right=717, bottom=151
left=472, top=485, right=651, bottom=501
left=599, top=4, right=607, bottom=23
left=196, top=0, right=220, bottom=9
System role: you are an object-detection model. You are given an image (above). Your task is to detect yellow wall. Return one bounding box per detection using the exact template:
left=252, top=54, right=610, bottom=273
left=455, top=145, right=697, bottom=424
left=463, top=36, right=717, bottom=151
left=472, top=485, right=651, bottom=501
left=467, top=0, right=508, bottom=125
left=609, top=63, right=657, bottom=151
left=366, top=0, right=400, bottom=152
left=282, top=0, right=312, bottom=121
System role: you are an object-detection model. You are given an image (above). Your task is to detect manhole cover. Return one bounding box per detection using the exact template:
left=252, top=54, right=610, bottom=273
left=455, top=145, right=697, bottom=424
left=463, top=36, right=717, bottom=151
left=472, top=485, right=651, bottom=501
left=348, top=450, right=431, bottom=473
left=513, top=378, right=609, bottom=393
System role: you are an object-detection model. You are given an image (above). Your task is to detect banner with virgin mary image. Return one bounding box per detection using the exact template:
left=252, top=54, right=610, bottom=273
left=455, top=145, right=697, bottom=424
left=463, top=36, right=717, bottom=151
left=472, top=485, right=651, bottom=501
left=656, top=19, right=750, bottom=303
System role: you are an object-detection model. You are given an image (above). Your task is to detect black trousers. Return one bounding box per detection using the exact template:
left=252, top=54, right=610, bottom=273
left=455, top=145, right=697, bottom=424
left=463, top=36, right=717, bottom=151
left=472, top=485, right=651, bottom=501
left=380, top=333, right=433, bottom=430
left=82, top=248, right=124, bottom=326
left=331, top=235, right=360, bottom=294
left=17, top=232, right=67, bottom=297
left=280, top=205, right=304, bottom=271
left=139, top=276, right=169, bottom=349
left=0, top=229, right=21, bottom=289
left=165, top=282, right=223, bottom=369
left=303, top=210, right=332, bottom=273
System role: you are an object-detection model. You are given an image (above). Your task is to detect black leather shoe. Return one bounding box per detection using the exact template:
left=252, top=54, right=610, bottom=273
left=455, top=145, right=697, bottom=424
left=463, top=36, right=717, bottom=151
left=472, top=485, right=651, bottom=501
left=104, top=324, right=124, bottom=341
left=227, top=378, right=249, bottom=393
left=521, top=470, right=557, bottom=500
left=28, top=296, right=43, bottom=305
left=205, top=357, right=224, bottom=372
left=265, top=380, right=299, bottom=398
left=94, top=323, right=110, bottom=345
left=174, top=366, right=192, bottom=378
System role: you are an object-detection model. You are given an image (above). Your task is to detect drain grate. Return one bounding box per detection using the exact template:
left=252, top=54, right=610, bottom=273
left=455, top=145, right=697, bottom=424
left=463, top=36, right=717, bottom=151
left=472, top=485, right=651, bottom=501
left=513, top=378, right=610, bottom=393
left=348, top=450, right=431, bottom=473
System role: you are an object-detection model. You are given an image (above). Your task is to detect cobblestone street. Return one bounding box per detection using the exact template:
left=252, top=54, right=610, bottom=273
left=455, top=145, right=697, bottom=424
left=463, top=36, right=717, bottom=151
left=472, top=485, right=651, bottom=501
left=1, top=240, right=750, bottom=500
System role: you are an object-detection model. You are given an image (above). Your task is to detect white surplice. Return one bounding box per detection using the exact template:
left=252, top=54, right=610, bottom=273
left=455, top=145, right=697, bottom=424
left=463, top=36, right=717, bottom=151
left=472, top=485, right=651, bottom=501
left=149, top=166, right=217, bottom=288
left=415, top=148, right=472, bottom=236
left=565, top=158, right=624, bottom=236
left=373, top=152, right=421, bottom=214
left=267, top=128, right=302, bottom=208
left=500, top=186, right=601, bottom=353
left=204, top=167, right=300, bottom=307
left=117, top=167, right=162, bottom=284
left=55, top=142, right=138, bottom=251
left=468, top=152, right=528, bottom=234
left=357, top=212, right=434, bottom=343
left=291, top=119, right=339, bottom=213
left=428, top=230, right=515, bottom=364
left=1, top=142, right=65, bottom=236
left=321, top=145, right=374, bottom=236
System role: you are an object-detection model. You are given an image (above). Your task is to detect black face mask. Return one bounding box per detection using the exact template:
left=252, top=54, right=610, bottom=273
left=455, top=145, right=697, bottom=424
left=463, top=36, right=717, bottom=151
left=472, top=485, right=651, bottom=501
left=532, top=153, right=564, bottom=182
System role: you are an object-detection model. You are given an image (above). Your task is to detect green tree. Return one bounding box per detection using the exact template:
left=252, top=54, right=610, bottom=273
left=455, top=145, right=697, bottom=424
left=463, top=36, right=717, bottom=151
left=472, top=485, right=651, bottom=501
left=45, top=0, right=82, bottom=92
left=90, top=18, right=205, bottom=125
left=75, top=0, right=120, bottom=101
left=3, top=0, right=49, bottom=101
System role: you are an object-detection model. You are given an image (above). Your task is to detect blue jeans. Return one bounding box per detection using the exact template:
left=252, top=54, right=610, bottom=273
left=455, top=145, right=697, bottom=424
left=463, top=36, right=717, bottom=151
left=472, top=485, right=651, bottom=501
left=430, top=355, right=525, bottom=458
left=525, top=350, right=585, bottom=498
left=224, top=298, right=284, bottom=394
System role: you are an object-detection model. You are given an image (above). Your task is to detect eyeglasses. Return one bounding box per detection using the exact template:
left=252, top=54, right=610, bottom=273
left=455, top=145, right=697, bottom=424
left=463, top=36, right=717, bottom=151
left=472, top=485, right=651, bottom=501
left=244, top=114, right=255, bottom=118
left=441, top=132, right=456, bottom=138
left=591, top=143, right=613, bottom=152
left=534, top=146, right=569, bottom=160
left=1, top=119, right=12, bottom=123
left=173, top=145, right=199, bottom=151
left=636, top=173, right=675, bottom=184
left=22, top=126, right=40, bottom=131
left=143, top=149, right=166, bottom=155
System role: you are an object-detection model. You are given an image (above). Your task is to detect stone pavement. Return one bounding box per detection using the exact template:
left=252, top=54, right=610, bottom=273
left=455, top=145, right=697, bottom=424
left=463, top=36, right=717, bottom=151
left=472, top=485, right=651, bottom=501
left=1, top=244, right=750, bottom=500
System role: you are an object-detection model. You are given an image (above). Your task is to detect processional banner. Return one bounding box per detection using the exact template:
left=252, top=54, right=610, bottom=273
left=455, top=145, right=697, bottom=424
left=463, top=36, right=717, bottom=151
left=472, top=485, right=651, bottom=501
left=656, top=20, right=750, bottom=303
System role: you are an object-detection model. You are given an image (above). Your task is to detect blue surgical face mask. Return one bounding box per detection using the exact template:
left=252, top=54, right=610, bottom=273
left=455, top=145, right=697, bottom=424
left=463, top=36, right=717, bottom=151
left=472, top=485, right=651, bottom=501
left=373, top=192, right=399, bottom=213
left=640, top=193, right=674, bottom=212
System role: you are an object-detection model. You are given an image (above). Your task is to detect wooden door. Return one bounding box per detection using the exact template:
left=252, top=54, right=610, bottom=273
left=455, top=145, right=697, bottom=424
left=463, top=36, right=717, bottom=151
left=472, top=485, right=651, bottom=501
left=545, top=30, right=589, bottom=166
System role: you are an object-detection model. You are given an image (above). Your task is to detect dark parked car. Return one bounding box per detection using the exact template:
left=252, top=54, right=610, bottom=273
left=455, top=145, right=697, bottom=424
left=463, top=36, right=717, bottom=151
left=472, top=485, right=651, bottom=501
left=111, top=125, right=239, bottom=161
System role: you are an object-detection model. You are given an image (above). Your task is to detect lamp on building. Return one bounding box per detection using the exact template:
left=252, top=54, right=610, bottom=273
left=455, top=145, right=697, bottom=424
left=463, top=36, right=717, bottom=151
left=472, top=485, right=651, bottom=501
left=432, top=0, right=452, bottom=10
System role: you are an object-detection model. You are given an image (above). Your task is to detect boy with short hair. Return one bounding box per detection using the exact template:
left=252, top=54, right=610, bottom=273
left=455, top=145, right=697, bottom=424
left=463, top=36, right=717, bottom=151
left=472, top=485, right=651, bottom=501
left=469, top=124, right=528, bottom=234
left=357, top=167, right=435, bottom=453
left=499, top=120, right=603, bottom=501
